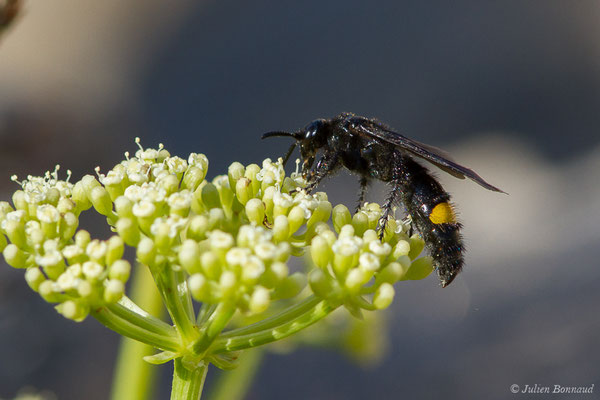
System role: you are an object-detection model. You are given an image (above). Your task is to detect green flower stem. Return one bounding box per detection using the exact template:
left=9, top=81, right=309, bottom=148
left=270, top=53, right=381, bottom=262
left=208, top=349, right=264, bottom=400
left=192, top=302, right=236, bottom=355
left=171, top=358, right=208, bottom=400
left=111, top=297, right=176, bottom=338
left=155, top=266, right=198, bottom=343
left=111, top=267, right=165, bottom=400
left=352, top=296, right=376, bottom=311
left=176, top=269, right=197, bottom=325
left=92, top=304, right=180, bottom=352
left=209, top=299, right=338, bottom=354
left=197, top=303, right=218, bottom=326
left=218, top=295, right=322, bottom=339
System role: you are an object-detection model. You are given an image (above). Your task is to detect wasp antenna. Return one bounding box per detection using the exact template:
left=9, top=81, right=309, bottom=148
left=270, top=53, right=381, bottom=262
left=261, top=131, right=296, bottom=140
left=281, top=142, right=297, bottom=167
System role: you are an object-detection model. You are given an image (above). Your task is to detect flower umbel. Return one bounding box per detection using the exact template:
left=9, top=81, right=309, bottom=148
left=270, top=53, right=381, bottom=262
left=1, top=139, right=433, bottom=398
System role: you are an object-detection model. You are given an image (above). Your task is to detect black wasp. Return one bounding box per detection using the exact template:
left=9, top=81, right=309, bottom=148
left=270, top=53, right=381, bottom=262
left=262, top=112, right=505, bottom=287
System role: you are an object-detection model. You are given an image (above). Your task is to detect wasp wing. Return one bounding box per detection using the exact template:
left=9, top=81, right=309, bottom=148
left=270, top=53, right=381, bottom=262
left=348, top=117, right=506, bottom=193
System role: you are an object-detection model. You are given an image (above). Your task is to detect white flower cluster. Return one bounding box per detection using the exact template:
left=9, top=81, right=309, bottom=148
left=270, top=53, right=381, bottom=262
left=1, top=168, right=130, bottom=321
left=0, top=140, right=431, bottom=322
left=308, top=203, right=432, bottom=314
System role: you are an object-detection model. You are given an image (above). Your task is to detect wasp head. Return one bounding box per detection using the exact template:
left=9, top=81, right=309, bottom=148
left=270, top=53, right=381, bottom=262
left=262, top=118, right=329, bottom=176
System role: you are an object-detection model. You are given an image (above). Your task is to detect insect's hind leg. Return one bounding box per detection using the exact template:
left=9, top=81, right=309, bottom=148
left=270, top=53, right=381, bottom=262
left=378, top=179, right=402, bottom=239
left=378, top=153, right=406, bottom=240
left=304, top=151, right=340, bottom=194
left=355, top=176, right=370, bottom=213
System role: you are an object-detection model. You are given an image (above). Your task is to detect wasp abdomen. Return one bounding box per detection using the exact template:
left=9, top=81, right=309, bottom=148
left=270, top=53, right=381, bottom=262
left=400, top=158, right=464, bottom=287
left=421, top=217, right=463, bottom=287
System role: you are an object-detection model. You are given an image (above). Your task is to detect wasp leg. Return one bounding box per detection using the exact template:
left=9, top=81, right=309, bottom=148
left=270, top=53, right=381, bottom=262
left=378, top=155, right=404, bottom=240
left=355, top=176, right=370, bottom=213
left=304, top=151, right=340, bottom=194
left=378, top=180, right=402, bottom=239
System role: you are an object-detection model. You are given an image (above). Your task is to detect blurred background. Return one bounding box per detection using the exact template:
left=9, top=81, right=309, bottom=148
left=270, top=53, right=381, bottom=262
left=1, top=1, right=599, bottom=399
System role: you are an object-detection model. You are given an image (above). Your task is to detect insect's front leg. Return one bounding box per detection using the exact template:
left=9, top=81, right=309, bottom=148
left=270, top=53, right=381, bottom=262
left=304, top=151, right=340, bottom=194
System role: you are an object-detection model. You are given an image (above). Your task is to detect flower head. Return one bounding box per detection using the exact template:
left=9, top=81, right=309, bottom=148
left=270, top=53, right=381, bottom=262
left=0, top=140, right=431, bottom=323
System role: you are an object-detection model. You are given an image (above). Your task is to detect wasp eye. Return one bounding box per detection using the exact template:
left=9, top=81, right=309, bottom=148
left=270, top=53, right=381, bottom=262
left=303, top=119, right=327, bottom=143
left=305, top=126, right=317, bottom=139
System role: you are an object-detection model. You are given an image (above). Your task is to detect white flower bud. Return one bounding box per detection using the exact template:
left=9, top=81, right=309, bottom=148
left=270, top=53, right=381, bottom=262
left=373, top=283, right=395, bottom=309
left=86, top=240, right=107, bottom=262
left=82, top=261, right=104, bottom=280
left=210, top=230, right=234, bottom=251
left=368, top=240, right=391, bottom=257
left=104, top=279, right=125, bottom=303
left=249, top=286, right=270, bottom=314
left=241, top=256, right=265, bottom=283
left=358, top=252, right=380, bottom=272
left=36, top=204, right=60, bottom=223
left=132, top=200, right=156, bottom=218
